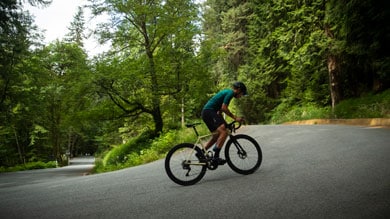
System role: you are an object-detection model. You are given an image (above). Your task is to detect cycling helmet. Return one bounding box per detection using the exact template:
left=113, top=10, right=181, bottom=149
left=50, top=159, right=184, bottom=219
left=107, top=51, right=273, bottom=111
left=233, top=81, right=248, bottom=96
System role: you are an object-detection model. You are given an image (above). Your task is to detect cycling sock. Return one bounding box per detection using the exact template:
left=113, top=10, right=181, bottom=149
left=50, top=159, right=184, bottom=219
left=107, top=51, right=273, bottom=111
left=213, top=147, right=221, bottom=158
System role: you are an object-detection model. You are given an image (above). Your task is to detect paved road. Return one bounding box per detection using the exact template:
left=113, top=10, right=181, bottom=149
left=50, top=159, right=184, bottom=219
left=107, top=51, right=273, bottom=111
left=0, top=125, right=389, bottom=218
left=0, top=157, right=94, bottom=188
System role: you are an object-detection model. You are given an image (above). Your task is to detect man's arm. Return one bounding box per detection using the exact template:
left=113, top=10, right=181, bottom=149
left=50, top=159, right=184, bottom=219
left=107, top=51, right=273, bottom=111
left=220, top=104, right=243, bottom=122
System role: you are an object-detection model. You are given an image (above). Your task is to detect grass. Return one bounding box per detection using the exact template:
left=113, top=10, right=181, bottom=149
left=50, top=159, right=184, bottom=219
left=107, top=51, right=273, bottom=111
left=93, top=122, right=209, bottom=173
left=333, top=90, right=390, bottom=119
left=95, top=89, right=389, bottom=173
left=271, top=89, right=390, bottom=124
left=0, top=161, right=57, bottom=172
left=4, top=90, right=388, bottom=173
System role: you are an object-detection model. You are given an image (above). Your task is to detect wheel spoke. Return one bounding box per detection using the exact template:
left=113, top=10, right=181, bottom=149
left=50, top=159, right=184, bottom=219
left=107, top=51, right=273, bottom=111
left=165, top=143, right=207, bottom=186
left=225, top=135, right=262, bottom=175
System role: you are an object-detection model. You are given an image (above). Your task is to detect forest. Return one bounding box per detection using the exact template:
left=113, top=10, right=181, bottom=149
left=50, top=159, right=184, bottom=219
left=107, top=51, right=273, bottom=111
left=1, top=0, right=389, bottom=170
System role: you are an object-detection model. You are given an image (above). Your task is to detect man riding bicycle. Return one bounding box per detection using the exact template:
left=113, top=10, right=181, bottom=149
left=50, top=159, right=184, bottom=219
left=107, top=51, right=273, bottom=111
left=200, top=82, right=247, bottom=165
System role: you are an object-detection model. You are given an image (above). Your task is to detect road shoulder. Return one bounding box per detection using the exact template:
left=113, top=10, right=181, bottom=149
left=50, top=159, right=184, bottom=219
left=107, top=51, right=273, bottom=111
left=284, top=118, right=390, bottom=128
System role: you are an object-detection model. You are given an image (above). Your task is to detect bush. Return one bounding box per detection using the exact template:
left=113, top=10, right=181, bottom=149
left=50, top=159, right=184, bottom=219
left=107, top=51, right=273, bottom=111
left=0, top=161, right=57, bottom=172
left=334, top=90, right=390, bottom=118
left=94, top=90, right=389, bottom=173
left=271, top=89, right=389, bottom=123
left=95, top=122, right=208, bottom=173
left=102, top=131, right=154, bottom=167
left=271, top=103, right=331, bottom=124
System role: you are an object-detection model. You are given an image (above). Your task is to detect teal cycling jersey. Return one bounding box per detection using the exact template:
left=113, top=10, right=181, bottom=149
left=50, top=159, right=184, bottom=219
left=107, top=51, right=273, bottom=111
left=203, top=89, right=234, bottom=111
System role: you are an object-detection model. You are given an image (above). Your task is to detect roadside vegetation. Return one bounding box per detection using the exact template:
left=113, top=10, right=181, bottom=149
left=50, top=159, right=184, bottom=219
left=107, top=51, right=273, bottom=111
left=271, top=90, right=390, bottom=124
left=93, top=90, right=389, bottom=173
left=93, top=124, right=210, bottom=173
left=1, top=1, right=388, bottom=173
left=1, top=89, right=388, bottom=173
left=0, top=161, right=57, bottom=173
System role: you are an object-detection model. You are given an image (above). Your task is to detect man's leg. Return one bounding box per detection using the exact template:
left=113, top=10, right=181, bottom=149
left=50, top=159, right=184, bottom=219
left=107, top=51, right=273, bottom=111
left=202, top=109, right=221, bottom=151
left=201, top=109, right=227, bottom=158
left=213, top=124, right=228, bottom=158
left=205, top=132, right=219, bottom=150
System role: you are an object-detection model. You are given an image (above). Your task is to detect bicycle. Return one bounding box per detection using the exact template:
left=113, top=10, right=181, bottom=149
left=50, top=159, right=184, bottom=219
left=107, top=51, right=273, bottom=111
left=165, top=121, right=262, bottom=186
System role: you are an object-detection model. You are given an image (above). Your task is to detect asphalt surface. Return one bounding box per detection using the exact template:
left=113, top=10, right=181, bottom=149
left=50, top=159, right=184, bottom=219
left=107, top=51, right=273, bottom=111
left=0, top=157, right=94, bottom=188
left=0, top=125, right=389, bottom=218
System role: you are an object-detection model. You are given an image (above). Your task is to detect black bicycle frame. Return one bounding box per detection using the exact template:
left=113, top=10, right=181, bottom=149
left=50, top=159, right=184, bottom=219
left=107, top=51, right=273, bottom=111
left=229, top=134, right=247, bottom=157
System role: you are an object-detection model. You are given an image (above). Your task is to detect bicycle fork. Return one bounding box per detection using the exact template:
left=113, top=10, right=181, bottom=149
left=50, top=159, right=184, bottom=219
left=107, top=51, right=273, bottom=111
left=230, top=135, right=247, bottom=159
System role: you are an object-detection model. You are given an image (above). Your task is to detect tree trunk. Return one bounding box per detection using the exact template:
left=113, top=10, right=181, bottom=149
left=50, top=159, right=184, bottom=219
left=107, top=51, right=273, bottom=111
left=327, top=54, right=340, bottom=112
left=13, top=127, right=24, bottom=164
left=181, top=98, right=185, bottom=128
left=325, top=26, right=341, bottom=114
left=145, top=33, right=163, bottom=135
left=152, top=106, right=163, bottom=136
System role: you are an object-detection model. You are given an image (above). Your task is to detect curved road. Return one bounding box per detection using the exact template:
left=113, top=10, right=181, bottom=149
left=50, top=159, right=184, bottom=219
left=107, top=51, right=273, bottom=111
left=0, top=125, right=389, bottom=218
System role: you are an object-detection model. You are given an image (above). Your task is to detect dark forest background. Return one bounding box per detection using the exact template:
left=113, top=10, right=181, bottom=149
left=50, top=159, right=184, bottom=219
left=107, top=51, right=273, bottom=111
left=1, top=0, right=388, bottom=169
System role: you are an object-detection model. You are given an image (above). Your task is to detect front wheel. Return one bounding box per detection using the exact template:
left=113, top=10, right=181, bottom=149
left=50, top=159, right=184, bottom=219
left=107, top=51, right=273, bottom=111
left=225, top=134, right=262, bottom=175
left=165, top=143, right=207, bottom=186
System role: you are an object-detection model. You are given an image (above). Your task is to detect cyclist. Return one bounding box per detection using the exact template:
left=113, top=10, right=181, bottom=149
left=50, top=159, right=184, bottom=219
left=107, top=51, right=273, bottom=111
left=200, top=81, right=247, bottom=165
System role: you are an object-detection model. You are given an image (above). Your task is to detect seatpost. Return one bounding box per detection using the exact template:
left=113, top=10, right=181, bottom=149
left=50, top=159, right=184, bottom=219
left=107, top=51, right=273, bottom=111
left=192, top=126, right=199, bottom=137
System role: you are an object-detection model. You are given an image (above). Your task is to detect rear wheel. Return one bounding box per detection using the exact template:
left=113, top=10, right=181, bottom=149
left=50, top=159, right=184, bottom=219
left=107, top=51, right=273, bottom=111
left=165, top=143, right=207, bottom=186
left=225, top=134, right=262, bottom=175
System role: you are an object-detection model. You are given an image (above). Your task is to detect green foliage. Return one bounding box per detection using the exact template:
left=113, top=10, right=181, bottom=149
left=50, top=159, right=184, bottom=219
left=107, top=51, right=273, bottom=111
left=271, top=89, right=390, bottom=123
left=242, top=0, right=330, bottom=121
left=64, top=6, right=86, bottom=47
left=95, top=89, right=389, bottom=172
left=2, top=0, right=390, bottom=172
left=271, top=103, right=331, bottom=124
left=102, top=131, right=154, bottom=166
left=325, top=0, right=390, bottom=98
left=94, top=123, right=208, bottom=173
left=89, top=0, right=201, bottom=135
left=334, top=90, right=390, bottom=119
left=0, top=161, right=57, bottom=173
left=0, top=3, right=58, bottom=167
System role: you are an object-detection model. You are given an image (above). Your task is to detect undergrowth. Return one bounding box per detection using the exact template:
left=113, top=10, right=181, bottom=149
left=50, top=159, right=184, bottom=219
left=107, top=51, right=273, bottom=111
left=93, top=123, right=209, bottom=173
left=95, top=90, right=389, bottom=173
left=271, top=89, right=390, bottom=124
left=0, top=161, right=57, bottom=172
left=6, top=90, right=387, bottom=173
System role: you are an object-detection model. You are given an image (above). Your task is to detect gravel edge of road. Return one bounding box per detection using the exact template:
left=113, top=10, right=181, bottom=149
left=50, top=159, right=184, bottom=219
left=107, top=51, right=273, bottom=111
left=283, top=118, right=390, bottom=128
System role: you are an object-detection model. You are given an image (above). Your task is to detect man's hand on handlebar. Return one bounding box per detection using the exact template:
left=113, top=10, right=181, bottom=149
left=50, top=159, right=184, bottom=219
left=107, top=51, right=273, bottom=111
left=234, top=116, right=245, bottom=123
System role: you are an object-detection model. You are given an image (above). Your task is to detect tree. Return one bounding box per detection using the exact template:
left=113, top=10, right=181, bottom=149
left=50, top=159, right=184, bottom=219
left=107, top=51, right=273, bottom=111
left=201, top=0, right=231, bottom=86
left=220, top=0, right=251, bottom=75
left=65, top=6, right=86, bottom=47
left=242, top=0, right=293, bottom=122
left=243, top=0, right=336, bottom=120
left=88, top=0, right=199, bottom=136
left=0, top=0, right=51, bottom=166
left=325, top=0, right=390, bottom=107
left=39, top=41, right=92, bottom=161
left=201, top=0, right=254, bottom=122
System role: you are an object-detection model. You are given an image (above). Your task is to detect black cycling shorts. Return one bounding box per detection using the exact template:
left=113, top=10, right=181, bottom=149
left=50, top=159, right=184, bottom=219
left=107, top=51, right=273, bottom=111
left=201, top=109, right=226, bottom=132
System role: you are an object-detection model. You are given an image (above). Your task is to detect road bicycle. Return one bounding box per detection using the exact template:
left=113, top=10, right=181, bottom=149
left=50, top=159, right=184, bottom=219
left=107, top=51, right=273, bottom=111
left=165, top=121, right=262, bottom=186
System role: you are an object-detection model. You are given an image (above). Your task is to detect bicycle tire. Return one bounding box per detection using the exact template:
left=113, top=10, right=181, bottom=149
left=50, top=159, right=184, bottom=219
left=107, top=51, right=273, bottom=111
left=225, top=134, right=262, bottom=175
left=165, top=143, right=207, bottom=186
